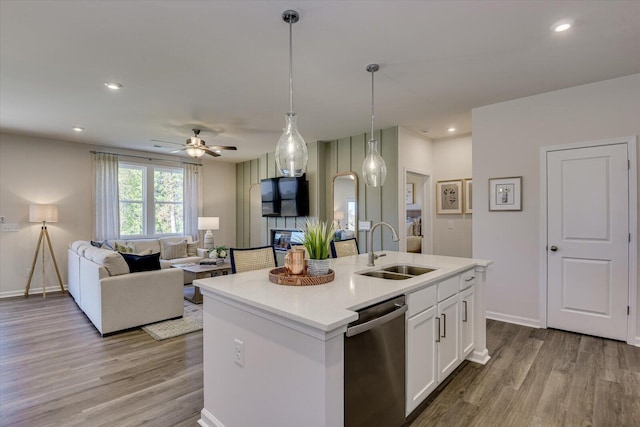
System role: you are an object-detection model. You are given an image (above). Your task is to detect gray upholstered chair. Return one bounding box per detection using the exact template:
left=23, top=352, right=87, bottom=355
left=229, top=245, right=277, bottom=274
left=330, top=238, right=359, bottom=258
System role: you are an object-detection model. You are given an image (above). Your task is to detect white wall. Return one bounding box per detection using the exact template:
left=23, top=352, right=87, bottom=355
left=472, top=73, right=640, bottom=341
left=0, top=132, right=236, bottom=297
left=398, top=127, right=433, bottom=252
left=432, top=134, right=473, bottom=257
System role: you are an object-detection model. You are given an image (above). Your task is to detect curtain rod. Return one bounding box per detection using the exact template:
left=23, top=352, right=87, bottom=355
left=90, top=150, right=202, bottom=166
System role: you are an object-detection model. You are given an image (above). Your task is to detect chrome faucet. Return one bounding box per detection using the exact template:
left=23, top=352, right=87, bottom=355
left=367, top=221, right=400, bottom=266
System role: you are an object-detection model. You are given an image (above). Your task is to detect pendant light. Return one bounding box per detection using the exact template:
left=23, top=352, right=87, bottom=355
left=362, top=64, right=387, bottom=187
left=275, top=9, right=308, bottom=177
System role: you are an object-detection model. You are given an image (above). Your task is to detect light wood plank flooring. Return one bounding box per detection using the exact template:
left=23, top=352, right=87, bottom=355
left=1, top=293, right=639, bottom=426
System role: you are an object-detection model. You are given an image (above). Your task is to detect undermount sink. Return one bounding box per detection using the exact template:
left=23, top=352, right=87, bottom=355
left=358, top=264, right=436, bottom=280
left=381, top=265, right=435, bottom=276
left=359, top=270, right=413, bottom=280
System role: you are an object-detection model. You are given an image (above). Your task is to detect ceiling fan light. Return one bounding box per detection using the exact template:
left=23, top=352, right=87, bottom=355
left=186, top=146, right=206, bottom=158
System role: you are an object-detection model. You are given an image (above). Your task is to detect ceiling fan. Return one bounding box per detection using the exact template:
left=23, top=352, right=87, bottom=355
left=154, top=129, right=237, bottom=158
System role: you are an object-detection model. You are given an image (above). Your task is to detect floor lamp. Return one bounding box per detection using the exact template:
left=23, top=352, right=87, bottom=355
left=25, top=204, right=65, bottom=298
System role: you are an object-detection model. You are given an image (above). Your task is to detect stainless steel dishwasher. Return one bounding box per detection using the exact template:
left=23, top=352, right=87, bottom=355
left=345, top=295, right=407, bottom=427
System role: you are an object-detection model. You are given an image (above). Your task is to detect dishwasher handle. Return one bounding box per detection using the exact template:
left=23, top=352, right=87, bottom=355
left=346, top=303, right=408, bottom=337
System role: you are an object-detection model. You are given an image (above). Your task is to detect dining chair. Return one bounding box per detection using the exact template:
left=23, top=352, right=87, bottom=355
left=330, top=238, right=359, bottom=258
left=229, top=245, right=277, bottom=274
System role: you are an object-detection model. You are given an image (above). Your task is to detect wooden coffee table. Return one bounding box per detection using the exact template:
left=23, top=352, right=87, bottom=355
left=172, top=262, right=231, bottom=304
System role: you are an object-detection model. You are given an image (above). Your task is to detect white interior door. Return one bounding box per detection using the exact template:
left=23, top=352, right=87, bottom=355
left=547, top=143, right=629, bottom=340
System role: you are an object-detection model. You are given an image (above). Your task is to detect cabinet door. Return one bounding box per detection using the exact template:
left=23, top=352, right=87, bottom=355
left=460, top=286, right=475, bottom=359
left=437, top=294, right=460, bottom=382
left=406, top=305, right=437, bottom=415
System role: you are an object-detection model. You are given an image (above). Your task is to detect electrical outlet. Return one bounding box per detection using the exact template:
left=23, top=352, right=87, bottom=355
left=359, top=220, right=372, bottom=231
left=447, top=220, right=454, bottom=230
left=234, top=338, right=244, bottom=367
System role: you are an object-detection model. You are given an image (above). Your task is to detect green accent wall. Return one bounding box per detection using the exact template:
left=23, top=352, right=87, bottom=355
left=236, top=127, right=399, bottom=253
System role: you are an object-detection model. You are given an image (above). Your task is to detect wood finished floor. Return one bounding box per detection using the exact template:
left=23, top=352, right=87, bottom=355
left=1, top=293, right=639, bottom=427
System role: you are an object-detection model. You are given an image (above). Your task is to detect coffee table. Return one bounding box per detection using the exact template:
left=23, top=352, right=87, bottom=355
left=172, top=262, right=231, bottom=304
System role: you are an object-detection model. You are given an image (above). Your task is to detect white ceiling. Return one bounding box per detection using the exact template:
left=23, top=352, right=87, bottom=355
left=2, top=1, right=639, bottom=163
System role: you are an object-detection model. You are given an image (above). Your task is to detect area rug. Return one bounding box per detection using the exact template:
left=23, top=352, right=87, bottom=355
left=142, top=300, right=203, bottom=341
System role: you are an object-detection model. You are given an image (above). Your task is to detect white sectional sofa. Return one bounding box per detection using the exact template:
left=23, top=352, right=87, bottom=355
left=67, top=236, right=202, bottom=335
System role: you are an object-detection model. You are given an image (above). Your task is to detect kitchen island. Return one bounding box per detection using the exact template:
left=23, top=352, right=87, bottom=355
left=195, top=251, right=491, bottom=427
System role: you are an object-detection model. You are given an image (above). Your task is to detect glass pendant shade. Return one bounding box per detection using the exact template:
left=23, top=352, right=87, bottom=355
left=276, top=112, right=308, bottom=177
left=362, top=138, right=387, bottom=187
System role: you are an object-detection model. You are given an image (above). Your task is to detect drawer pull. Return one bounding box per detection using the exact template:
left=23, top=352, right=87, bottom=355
left=465, top=276, right=475, bottom=282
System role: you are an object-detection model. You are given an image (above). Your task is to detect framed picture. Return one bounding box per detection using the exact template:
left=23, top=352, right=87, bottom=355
left=436, top=179, right=463, bottom=214
left=405, top=183, right=414, bottom=204
left=489, top=176, right=522, bottom=211
left=464, top=179, right=473, bottom=214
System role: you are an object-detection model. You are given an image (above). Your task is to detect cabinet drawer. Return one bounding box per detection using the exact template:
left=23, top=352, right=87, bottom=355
left=460, top=270, right=476, bottom=290
left=437, top=275, right=459, bottom=302
left=407, top=285, right=437, bottom=318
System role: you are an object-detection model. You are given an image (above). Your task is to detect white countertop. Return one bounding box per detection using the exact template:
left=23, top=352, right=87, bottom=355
left=195, top=251, right=491, bottom=333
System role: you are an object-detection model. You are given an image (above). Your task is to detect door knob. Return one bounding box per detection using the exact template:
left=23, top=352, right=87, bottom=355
left=550, top=246, right=558, bottom=252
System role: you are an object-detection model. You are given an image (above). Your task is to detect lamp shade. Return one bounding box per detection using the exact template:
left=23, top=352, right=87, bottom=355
left=334, top=211, right=345, bottom=221
left=29, top=204, right=58, bottom=223
left=198, top=217, right=220, bottom=230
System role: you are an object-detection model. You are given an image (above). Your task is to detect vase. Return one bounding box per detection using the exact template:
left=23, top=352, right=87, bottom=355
left=307, top=258, right=330, bottom=276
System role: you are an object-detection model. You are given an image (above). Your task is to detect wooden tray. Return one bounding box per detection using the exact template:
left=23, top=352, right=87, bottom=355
left=268, top=267, right=335, bottom=286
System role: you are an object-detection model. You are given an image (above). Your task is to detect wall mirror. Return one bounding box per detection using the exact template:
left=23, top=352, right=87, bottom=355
left=332, top=172, right=358, bottom=239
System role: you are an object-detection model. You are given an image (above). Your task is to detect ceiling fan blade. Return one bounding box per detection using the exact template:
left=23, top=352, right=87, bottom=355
left=204, top=150, right=221, bottom=157
left=151, top=139, right=183, bottom=146
left=207, top=145, right=238, bottom=151
left=169, top=148, right=185, bottom=154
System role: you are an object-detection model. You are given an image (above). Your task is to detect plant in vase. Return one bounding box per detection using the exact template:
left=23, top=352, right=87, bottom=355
left=215, top=245, right=228, bottom=262
left=302, top=218, right=335, bottom=276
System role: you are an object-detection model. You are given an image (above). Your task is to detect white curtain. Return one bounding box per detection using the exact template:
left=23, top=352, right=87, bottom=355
left=183, top=163, right=202, bottom=240
left=93, top=153, right=120, bottom=240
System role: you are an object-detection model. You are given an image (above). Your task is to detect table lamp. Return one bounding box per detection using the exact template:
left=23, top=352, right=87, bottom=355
left=198, top=217, right=220, bottom=251
left=25, top=204, right=65, bottom=297
left=334, top=211, right=345, bottom=229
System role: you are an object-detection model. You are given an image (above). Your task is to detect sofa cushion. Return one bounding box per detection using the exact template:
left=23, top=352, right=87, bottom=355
left=187, top=241, right=199, bottom=257
left=161, top=240, right=187, bottom=260
left=120, top=252, right=161, bottom=273
left=115, top=242, right=136, bottom=253
left=85, top=247, right=130, bottom=276
left=126, top=239, right=161, bottom=255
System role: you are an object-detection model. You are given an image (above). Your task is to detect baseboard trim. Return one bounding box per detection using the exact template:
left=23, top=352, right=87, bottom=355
left=1, top=285, right=68, bottom=299
left=467, top=348, right=491, bottom=365
left=630, top=336, right=640, bottom=347
left=199, top=409, right=224, bottom=427
left=486, top=311, right=541, bottom=329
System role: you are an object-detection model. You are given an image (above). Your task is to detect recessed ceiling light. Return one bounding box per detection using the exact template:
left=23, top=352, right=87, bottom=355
left=104, top=82, right=123, bottom=90
left=552, top=19, right=573, bottom=32
left=72, top=126, right=84, bottom=132
left=448, top=127, right=456, bottom=132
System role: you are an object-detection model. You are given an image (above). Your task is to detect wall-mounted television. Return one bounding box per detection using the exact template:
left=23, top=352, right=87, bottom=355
left=260, top=174, right=309, bottom=217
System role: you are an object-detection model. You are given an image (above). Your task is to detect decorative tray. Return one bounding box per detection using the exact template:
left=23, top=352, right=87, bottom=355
left=268, top=267, right=335, bottom=286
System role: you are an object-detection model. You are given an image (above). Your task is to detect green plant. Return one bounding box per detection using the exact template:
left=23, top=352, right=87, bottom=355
left=215, top=245, right=228, bottom=258
left=302, top=219, right=335, bottom=260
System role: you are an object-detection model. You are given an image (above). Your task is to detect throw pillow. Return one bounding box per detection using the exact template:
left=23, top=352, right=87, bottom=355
left=136, top=249, right=153, bottom=256
left=187, top=241, right=199, bottom=257
left=90, top=240, right=105, bottom=248
left=162, top=240, right=187, bottom=260
left=120, top=252, right=161, bottom=273
left=115, top=242, right=136, bottom=253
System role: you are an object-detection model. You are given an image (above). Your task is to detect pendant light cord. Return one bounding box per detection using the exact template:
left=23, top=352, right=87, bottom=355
left=370, top=69, right=375, bottom=138
left=289, top=18, right=294, bottom=114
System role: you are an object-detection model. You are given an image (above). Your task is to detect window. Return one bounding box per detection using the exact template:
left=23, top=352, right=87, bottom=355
left=118, top=162, right=184, bottom=237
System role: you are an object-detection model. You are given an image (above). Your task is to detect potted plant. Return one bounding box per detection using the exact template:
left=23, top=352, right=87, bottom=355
left=302, top=218, right=335, bottom=276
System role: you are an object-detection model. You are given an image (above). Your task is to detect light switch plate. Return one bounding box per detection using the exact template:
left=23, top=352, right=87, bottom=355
left=1, top=224, right=19, bottom=232
left=359, top=220, right=372, bottom=231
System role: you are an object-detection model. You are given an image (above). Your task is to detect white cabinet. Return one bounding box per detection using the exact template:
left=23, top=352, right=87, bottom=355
left=406, top=268, right=476, bottom=416
left=436, top=294, right=460, bottom=381
left=406, top=305, right=438, bottom=415
left=460, top=286, right=475, bottom=359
